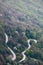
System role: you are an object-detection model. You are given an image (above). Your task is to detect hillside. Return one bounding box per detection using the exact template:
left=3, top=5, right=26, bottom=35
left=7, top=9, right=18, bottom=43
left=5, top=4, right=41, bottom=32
left=0, top=0, right=43, bottom=24
left=0, top=0, right=43, bottom=65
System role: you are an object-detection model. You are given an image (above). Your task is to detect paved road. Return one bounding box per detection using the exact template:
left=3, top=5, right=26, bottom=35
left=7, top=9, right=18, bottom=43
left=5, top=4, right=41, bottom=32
left=4, top=33, right=37, bottom=62
left=5, top=33, right=16, bottom=61
left=19, top=39, right=37, bottom=63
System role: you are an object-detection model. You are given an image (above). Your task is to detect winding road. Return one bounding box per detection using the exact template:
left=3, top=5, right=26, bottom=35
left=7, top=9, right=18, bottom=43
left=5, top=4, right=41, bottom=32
left=19, top=39, right=37, bottom=63
left=5, top=33, right=16, bottom=61
left=4, top=33, right=37, bottom=62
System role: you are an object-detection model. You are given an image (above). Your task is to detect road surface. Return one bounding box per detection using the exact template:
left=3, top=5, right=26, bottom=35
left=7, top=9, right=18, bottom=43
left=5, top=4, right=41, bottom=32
left=5, top=33, right=16, bottom=61
left=19, top=39, right=37, bottom=63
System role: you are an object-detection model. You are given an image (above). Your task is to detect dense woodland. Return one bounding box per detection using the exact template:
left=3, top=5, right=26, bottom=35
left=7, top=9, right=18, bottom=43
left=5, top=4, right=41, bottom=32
left=0, top=0, right=43, bottom=65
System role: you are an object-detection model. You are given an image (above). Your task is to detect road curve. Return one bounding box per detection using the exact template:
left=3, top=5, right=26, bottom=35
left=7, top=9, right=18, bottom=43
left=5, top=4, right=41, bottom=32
left=19, top=39, right=37, bottom=63
left=5, top=33, right=16, bottom=61
left=5, top=33, right=37, bottom=62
